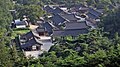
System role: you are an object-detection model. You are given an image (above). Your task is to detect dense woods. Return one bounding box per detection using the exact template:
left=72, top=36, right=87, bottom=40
left=0, top=0, right=13, bottom=67
left=12, top=30, right=120, bottom=67
left=14, top=0, right=45, bottom=23
left=0, top=0, right=120, bottom=67
left=100, top=7, right=120, bottom=36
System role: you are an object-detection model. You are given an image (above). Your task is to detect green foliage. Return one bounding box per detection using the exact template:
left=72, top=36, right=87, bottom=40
left=41, top=0, right=119, bottom=10
left=37, top=30, right=120, bottom=67
left=0, top=0, right=15, bottom=67
left=100, top=7, right=120, bottom=36
left=15, top=4, right=45, bottom=23
left=15, top=0, right=45, bottom=24
left=15, top=0, right=43, bottom=5
left=1, top=0, right=120, bottom=67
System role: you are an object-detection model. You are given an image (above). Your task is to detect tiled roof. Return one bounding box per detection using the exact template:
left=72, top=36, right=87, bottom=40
left=86, top=12, right=99, bottom=19
left=53, top=7, right=67, bottom=15
left=50, top=14, right=66, bottom=25
left=60, top=14, right=78, bottom=21
left=72, top=4, right=87, bottom=9
left=21, top=37, right=42, bottom=49
left=65, top=22, right=88, bottom=30
left=36, top=27, right=45, bottom=32
left=53, top=29, right=88, bottom=36
left=14, top=19, right=26, bottom=25
left=43, top=5, right=54, bottom=13
left=88, top=8, right=102, bottom=18
left=43, top=22, right=53, bottom=35
left=20, top=31, right=33, bottom=40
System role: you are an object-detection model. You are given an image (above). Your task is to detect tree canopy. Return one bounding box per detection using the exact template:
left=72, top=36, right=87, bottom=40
left=1, top=0, right=120, bottom=67
left=0, top=0, right=14, bottom=67
left=14, top=0, right=45, bottom=23
left=12, top=30, right=120, bottom=67
left=15, top=4, right=45, bottom=23
left=100, top=7, right=120, bottom=36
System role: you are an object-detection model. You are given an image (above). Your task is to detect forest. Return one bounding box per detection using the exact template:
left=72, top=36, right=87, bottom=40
left=0, top=0, right=120, bottom=67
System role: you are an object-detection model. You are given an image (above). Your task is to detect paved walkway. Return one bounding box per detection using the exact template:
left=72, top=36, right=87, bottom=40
left=41, top=39, right=54, bottom=51
left=24, top=51, right=43, bottom=58
left=29, top=24, right=38, bottom=30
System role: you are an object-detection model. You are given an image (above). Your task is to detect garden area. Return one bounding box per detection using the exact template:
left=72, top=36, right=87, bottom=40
left=11, top=28, right=30, bottom=39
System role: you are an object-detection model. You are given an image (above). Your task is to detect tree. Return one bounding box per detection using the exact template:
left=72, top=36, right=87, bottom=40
left=15, top=4, right=45, bottom=24
left=0, top=0, right=14, bottom=67
left=100, top=7, right=120, bottom=36
left=15, top=0, right=42, bottom=5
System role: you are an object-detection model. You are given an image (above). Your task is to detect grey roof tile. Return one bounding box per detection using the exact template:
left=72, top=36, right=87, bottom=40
left=21, top=37, right=42, bottom=49
left=43, top=22, right=53, bottom=35
left=86, top=12, right=99, bottom=19
left=88, top=8, right=102, bottom=18
left=21, top=31, right=33, bottom=40
left=15, top=20, right=26, bottom=25
left=50, top=14, right=66, bottom=25
left=53, top=7, right=67, bottom=15
left=44, top=5, right=54, bottom=13
left=60, top=14, right=78, bottom=21
left=53, top=29, right=88, bottom=36
left=65, top=22, right=88, bottom=30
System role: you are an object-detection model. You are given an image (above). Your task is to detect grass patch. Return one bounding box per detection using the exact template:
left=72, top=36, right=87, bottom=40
left=11, top=28, right=30, bottom=39
left=13, top=29, right=30, bottom=34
